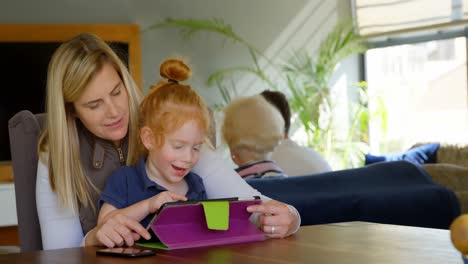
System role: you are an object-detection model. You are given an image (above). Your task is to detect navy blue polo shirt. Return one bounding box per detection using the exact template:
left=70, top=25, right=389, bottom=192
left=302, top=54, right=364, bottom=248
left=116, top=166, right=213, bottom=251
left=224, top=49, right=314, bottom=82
left=99, top=157, right=207, bottom=227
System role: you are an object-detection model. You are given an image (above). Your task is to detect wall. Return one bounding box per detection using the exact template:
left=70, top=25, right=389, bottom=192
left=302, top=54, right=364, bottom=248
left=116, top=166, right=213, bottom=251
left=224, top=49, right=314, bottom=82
left=137, top=0, right=312, bottom=103
left=0, top=0, right=357, bottom=169
left=140, top=0, right=357, bottom=105
left=0, top=0, right=356, bottom=105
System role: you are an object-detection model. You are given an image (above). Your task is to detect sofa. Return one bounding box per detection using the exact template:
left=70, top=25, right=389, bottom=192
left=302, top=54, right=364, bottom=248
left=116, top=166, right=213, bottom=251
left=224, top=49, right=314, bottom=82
left=418, top=143, right=468, bottom=214
left=247, top=160, right=460, bottom=229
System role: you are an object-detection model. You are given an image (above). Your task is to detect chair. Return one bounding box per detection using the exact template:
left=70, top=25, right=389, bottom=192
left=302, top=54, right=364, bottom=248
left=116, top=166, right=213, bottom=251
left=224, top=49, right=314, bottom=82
left=8, top=110, right=45, bottom=252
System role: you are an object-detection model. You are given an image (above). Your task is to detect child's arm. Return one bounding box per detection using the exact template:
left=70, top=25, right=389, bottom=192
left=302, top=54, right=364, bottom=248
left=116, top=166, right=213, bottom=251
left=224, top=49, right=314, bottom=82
left=98, top=191, right=188, bottom=224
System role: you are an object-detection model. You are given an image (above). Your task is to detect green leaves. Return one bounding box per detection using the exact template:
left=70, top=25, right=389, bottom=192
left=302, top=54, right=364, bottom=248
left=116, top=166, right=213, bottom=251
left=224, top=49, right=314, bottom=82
left=147, top=18, right=243, bottom=44
left=149, top=17, right=280, bottom=106
left=147, top=18, right=384, bottom=169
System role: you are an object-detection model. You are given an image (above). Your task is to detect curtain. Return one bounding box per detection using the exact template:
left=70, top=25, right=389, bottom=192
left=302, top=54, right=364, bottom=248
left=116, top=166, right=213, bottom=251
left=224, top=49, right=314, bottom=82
left=353, top=0, right=468, bottom=37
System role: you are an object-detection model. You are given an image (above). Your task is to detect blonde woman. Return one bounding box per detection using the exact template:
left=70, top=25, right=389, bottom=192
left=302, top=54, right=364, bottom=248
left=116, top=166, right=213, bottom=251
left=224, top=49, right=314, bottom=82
left=36, top=33, right=300, bottom=250
left=223, top=95, right=287, bottom=179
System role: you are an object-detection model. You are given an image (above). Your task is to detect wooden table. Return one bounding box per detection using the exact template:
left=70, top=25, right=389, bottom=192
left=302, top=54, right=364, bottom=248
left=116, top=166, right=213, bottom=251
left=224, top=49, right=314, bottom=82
left=0, top=222, right=463, bottom=264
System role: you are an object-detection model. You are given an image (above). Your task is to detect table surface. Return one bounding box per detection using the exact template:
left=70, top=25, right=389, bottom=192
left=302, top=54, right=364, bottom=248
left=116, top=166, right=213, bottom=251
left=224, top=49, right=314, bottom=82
left=0, top=221, right=463, bottom=264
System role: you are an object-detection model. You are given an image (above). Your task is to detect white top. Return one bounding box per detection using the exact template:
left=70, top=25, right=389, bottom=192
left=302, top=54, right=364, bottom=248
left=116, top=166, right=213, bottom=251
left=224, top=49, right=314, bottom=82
left=272, top=139, right=333, bottom=176
left=36, top=146, right=301, bottom=250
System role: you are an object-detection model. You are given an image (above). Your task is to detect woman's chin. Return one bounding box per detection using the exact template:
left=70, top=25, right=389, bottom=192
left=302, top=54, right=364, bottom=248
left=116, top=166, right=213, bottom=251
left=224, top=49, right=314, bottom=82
left=105, top=130, right=127, bottom=142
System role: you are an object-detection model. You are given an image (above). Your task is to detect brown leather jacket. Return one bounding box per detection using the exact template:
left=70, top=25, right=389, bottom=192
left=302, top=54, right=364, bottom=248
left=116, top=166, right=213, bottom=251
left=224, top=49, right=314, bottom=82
left=76, top=122, right=128, bottom=234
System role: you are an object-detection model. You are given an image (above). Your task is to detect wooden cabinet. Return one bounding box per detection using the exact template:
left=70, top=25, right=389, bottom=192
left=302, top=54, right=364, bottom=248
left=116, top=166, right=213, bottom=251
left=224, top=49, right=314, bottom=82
left=0, top=183, right=18, bottom=246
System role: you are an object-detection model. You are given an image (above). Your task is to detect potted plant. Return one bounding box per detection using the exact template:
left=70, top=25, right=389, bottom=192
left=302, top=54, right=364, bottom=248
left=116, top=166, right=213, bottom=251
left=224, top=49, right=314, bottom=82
left=148, top=18, right=386, bottom=169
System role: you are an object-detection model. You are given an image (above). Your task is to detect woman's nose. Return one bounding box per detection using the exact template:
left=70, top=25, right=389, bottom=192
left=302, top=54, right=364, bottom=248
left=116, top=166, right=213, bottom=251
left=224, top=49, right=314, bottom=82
left=106, top=101, right=119, bottom=117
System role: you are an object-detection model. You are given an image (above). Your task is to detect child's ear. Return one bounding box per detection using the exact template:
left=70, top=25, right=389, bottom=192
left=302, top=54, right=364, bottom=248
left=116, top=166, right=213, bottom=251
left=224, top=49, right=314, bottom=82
left=140, top=126, right=155, bottom=150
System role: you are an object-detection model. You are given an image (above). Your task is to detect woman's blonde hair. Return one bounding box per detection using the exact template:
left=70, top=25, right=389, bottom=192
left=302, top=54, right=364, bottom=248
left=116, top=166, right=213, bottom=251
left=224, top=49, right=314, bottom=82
left=138, top=59, right=210, bottom=155
left=222, top=95, right=284, bottom=159
left=38, top=32, right=143, bottom=213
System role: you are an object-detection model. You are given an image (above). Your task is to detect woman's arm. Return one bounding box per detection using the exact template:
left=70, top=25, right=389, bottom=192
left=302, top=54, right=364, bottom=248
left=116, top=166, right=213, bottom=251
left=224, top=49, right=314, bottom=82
left=37, top=159, right=146, bottom=249
left=193, top=147, right=265, bottom=199
left=193, top=147, right=301, bottom=237
left=36, top=160, right=84, bottom=249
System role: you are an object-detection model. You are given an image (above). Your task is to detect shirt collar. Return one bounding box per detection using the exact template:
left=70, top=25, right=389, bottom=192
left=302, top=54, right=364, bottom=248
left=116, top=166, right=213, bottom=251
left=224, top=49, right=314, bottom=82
left=137, top=157, right=204, bottom=196
left=185, top=172, right=205, bottom=196
left=76, top=119, right=128, bottom=169
left=137, top=157, right=164, bottom=191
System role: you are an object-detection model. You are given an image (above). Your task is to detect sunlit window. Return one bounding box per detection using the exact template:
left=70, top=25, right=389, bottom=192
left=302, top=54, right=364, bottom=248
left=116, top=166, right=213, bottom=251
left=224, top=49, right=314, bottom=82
left=365, top=37, right=468, bottom=153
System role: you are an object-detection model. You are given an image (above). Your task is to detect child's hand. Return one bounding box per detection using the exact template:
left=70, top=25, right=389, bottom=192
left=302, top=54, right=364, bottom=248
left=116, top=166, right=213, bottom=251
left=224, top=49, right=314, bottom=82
left=148, top=191, right=187, bottom=214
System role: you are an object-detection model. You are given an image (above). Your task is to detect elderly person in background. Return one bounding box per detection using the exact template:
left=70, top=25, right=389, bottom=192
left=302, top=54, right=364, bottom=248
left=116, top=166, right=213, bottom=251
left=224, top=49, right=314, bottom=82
left=260, top=90, right=333, bottom=176
left=222, top=95, right=287, bottom=179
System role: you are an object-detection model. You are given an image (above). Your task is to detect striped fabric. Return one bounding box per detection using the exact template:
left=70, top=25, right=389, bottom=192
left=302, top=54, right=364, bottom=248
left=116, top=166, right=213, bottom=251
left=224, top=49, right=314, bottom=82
left=235, top=160, right=287, bottom=179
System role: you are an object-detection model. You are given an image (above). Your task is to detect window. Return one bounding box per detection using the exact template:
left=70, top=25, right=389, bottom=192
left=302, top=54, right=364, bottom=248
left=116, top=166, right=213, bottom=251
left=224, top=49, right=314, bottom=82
left=365, top=36, right=468, bottom=153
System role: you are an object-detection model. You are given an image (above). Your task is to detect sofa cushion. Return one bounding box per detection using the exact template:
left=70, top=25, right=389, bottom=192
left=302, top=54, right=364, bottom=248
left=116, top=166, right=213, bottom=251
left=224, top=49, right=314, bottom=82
left=435, top=144, right=468, bottom=167
left=364, top=143, right=440, bottom=165
left=421, top=163, right=468, bottom=214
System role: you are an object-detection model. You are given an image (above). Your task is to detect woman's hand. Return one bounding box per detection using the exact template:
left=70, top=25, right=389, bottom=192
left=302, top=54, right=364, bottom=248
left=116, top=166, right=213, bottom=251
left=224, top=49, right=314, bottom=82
left=87, top=191, right=186, bottom=248
left=247, top=199, right=299, bottom=238
left=86, top=211, right=151, bottom=248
